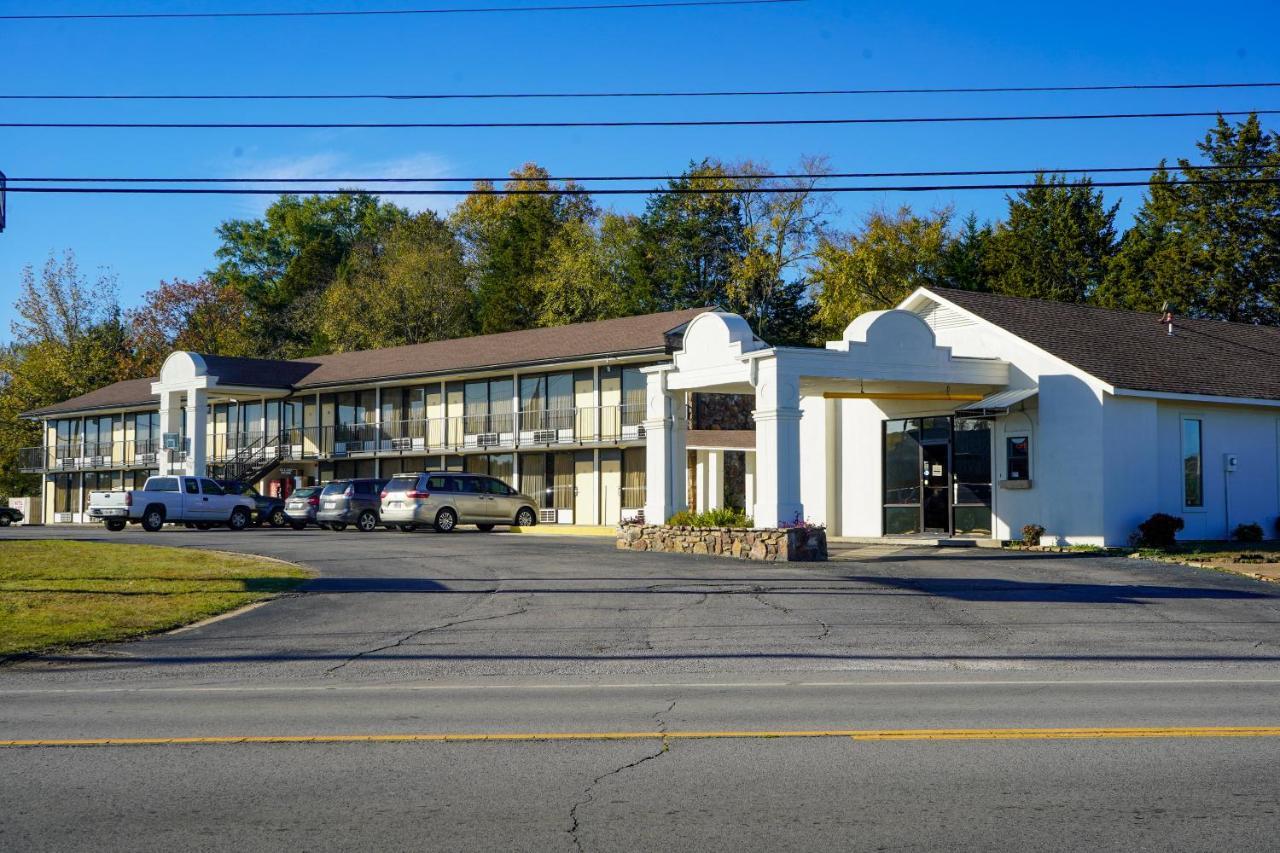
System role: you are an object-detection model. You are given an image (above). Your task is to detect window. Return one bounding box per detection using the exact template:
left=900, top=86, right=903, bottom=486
left=146, top=477, right=179, bottom=492
left=1006, top=436, right=1030, bottom=481
left=200, top=479, right=225, bottom=496
left=484, top=478, right=513, bottom=495
left=184, top=479, right=199, bottom=495
left=1182, top=418, right=1203, bottom=508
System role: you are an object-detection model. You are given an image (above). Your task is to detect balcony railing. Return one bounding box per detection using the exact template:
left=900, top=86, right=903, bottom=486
left=18, top=439, right=164, bottom=473
left=19, top=404, right=657, bottom=472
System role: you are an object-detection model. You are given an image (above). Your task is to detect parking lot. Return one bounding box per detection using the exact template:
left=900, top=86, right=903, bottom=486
left=4, top=524, right=1278, bottom=686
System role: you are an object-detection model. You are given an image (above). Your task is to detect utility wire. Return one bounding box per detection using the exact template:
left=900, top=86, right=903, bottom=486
left=0, top=0, right=800, bottom=20
left=6, top=178, right=1279, bottom=196
left=3, top=164, right=1263, bottom=184
left=4, top=109, right=1276, bottom=130
left=4, top=81, right=1278, bottom=100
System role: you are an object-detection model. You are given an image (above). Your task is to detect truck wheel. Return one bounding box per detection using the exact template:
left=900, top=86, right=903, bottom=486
left=356, top=510, right=379, bottom=532
left=434, top=508, right=457, bottom=533
left=268, top=508, right=288, bottom=528
left=141, top=507, right=165, bottom=532
left=227, top=507, right=250, bottom=531
left=0, top=516, right=10, bottom=527
left=105, top=518, right=126, bottom=532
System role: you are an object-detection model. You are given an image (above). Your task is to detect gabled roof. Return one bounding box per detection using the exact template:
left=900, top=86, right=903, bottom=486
left=24, top=308, right=706, bottom=418
left=922, top=288, right=1280, bottom=402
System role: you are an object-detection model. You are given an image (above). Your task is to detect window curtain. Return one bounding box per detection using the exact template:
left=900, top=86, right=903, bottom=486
left=622, top=447, right=646, bottom=508
left=521, top=453, right=547, bottom=508
left=552, top=452, right=574, bottom=509
left=622, top=368, right=645, bottom=426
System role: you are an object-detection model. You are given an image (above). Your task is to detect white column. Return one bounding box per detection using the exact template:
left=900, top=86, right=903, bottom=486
left=745, top=451, right=756, bottom=518
left=643, top=367, right=686, bottom=524
left=752, top=359, right=803, bottom=528
left=706, top=449, right=724, bottom=512
left=186, top=388, right=209, bottom=477
left=158, top=388, right=183, bottom=475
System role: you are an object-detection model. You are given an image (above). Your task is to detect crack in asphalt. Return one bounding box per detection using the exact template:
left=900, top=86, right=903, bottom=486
left=324, top=595, right=531, bottom=674
left=567, top=698, right=676, bottom=852
left=749, top=585, right=830, bottom=641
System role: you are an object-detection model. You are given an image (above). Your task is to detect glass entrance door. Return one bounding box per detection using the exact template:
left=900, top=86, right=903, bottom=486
left=921, top=442, right=950, bottom=531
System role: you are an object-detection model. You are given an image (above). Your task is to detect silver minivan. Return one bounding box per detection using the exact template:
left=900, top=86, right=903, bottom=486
left=380, top=472, right=538, bottom=532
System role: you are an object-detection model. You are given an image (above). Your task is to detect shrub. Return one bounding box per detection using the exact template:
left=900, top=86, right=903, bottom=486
left=1136, top=513, right=1184, bottom=549
left=666, top=507, right=753, bottom=528
left=1020, top=523, right=1045, bottom=546
left=779, top=512, right=826, bottom=532
left=1233, top=522, right=1264, bottom=543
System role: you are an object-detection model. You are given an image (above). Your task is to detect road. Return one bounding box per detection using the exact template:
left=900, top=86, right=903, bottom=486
left=2, top=525, right=1279, bottom=851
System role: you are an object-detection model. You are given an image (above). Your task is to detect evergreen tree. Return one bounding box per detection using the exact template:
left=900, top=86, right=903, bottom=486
left=1096, top=115, right=1280, bottom=322
left=985, top=175, right=1118, bottom=303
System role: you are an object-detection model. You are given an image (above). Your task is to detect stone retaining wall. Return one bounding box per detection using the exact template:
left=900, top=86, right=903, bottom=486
left=617, top=523, right=828, bottom=562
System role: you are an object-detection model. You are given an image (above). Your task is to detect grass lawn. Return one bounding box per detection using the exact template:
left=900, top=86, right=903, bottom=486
left=0, top=540, right=309, bottom=657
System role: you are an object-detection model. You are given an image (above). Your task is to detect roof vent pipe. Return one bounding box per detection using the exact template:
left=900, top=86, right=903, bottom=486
left=1159, top=301, right=1175, bottom=336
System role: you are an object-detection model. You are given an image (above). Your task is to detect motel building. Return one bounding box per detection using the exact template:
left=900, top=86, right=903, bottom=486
left=19, top=288, right=1280, bottom=546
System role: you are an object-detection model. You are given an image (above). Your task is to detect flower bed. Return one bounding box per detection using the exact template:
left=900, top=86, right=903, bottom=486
left=616, top=522, right=828, bottom=562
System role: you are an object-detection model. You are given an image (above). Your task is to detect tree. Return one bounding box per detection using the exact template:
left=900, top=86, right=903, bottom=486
left=630, top=161, right=746, bottom=313
left=811, top=206, right=952, bottom=340
left=0, top=252, right=133, bottom=495
left=317, top=212, right=474, bottom=351
left=985, top=175, right=1118, bottom=303
left=452, top=164, right=596, bottom=334
left=126, top=278, right=251, bottom=374
left=941, top=212, right=994, bottom=292
left=1095, top=115, right=1280, bottom=322
left=726, top=157, right=833, bottom=345
left=211, top=193, right=409, bottom=356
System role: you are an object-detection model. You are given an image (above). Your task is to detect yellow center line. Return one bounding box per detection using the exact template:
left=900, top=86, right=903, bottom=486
left=2, top=726, right=1279, bottom=748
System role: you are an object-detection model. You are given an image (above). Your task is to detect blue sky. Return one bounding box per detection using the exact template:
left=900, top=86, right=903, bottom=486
left=2, top=0, right=1279, bottom=341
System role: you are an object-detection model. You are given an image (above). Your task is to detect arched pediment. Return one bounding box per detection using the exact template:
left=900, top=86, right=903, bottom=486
left=158, top=351, right=209, bottom=385
left=668, top=312, right=767, bottom=389
left=829, top=309, right=945, bottom=366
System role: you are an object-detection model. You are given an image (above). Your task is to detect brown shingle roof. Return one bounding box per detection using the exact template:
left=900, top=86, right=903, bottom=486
left=288, top=308, right=704, bottom=388
left=24, top=308, right=706, bottom=418
left=928, top=288, right=1280, bottom=401
left=24, top=377, right=160, bottom=418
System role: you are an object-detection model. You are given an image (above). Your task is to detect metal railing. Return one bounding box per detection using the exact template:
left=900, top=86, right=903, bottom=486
left=19, top=404, right=657, bottom=472
left=18, top=439, right=164, bottom=473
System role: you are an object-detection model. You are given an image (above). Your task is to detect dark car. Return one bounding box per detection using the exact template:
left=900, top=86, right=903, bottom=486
left=0, top=505, right=23, bottom=527
left=218, top=481, right=288, bottom=528
left=316, top=478, right=388, bottom=532
left=283, top=486, right=323, bottom=530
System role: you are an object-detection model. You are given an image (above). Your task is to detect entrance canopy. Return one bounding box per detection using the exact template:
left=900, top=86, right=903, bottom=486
left=644, top=310, right=1012, bottom=527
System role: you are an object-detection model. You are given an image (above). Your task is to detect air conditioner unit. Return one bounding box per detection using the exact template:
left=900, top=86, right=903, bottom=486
left=54, top=512, right=74, bottom=524
left=333, top=442, right=348, bottom=457
left=531, top=429, right=557, bottom=444
left=538, top=508, right=558, bottom=524
left=475, top=432, right=500, bottom=447
left=59, top=458, right=77, bottom=470
left=137, top=452, right=157, bottom=465
left=391, top=437, right=414, bottom=450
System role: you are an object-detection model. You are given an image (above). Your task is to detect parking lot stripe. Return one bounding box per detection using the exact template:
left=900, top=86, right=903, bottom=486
left=3, top=726, right=1279, bottom=748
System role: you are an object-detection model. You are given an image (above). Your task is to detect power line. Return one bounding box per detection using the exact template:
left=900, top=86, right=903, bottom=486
left=4, top=81, right=1279, bottom=101
left=4, top=109, right=1275, bottom=130
left=5, top=178, right=1278, bottom=196
left=3, top=164, right=1263, bottom=184
left=0, top=0, right=799, bottom=20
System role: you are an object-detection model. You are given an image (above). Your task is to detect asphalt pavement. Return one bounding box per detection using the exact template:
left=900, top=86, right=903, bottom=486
left=2, top=525, right=1279, bottom=851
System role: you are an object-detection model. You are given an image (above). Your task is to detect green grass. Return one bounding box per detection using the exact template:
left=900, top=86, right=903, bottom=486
left=0, top=541, right=309, bottom=657
left=1135, top=540, right=1280, bottom=563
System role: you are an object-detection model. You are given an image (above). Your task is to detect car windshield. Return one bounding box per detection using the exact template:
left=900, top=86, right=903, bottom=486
left=383, top=477, right=417, bottom=493
left=320, top=482, right=349, bottom=497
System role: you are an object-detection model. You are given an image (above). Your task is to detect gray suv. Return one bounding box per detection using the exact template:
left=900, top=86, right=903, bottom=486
left=316, top=478, right=388, bottom=532
left=380, top=472, right=537, bottom=533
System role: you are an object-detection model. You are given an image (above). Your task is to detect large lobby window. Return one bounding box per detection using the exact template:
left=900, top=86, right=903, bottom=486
left=883, top=416, right=992, bottom=536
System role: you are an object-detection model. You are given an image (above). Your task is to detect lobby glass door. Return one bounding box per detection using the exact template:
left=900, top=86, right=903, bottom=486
left=883, top=417, right=992, bottom=536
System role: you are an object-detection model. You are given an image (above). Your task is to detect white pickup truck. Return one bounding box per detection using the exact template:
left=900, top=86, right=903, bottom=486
left=88, top=475, right=256, bottom=532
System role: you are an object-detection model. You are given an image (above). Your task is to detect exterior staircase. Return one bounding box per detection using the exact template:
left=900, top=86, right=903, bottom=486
left=215, top=433, right=284, bottom=484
